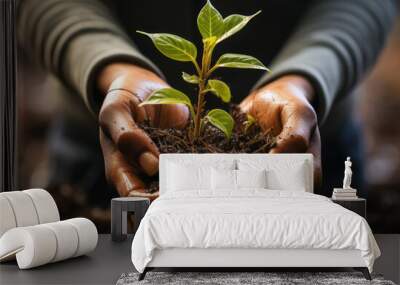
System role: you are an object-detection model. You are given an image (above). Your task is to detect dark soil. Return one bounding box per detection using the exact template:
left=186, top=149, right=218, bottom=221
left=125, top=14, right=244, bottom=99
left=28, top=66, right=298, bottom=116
left=140, top=105, right=276, bottom=193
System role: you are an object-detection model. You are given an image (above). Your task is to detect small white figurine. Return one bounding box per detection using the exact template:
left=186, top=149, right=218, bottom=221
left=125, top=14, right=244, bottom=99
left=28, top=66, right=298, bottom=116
left=342, top=157, right=353, bottom=189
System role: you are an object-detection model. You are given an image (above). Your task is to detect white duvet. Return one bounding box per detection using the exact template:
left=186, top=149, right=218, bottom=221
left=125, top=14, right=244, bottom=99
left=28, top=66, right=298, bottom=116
left=131, top=190, right=380, bottom=273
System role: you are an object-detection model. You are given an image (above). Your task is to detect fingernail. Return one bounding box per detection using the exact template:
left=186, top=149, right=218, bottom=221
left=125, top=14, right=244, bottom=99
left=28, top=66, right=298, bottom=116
left=121, top=172, right=134, bottom=192
left=139, top=152, right=159, bottom=176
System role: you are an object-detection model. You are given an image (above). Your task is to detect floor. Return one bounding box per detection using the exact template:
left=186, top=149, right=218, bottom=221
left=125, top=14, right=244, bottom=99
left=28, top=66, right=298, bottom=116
left=374, top=235, right=400, bottom=283
left=0, top=235, right=134, bottom=285
left=0, top=234, right=399, bottom=285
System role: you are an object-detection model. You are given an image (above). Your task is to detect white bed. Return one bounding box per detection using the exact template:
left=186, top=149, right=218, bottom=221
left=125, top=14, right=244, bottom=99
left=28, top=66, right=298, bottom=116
left=131, top=154, right=380, bottom=280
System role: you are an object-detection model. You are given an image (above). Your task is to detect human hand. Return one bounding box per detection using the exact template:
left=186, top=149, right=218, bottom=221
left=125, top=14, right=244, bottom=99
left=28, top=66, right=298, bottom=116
left=240, top=75, right=322, bottom=187
left=97, top=63, right=189, bottom=199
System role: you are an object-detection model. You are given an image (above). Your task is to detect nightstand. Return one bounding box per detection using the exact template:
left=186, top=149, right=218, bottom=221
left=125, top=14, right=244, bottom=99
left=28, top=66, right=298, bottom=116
left=111, top=197, right=150, bottom=242
left=331, top=198, right=366, bottom=218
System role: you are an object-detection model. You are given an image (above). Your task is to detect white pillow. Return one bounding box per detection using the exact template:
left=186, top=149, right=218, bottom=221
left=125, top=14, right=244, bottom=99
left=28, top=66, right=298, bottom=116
left=167, top=162, right=212, bottom=191
left=211, top=168, right=237, bottom=190
left=266, top=162, right=308, bottom=191
left=238, top=160, right=309, bottom=191
left=236, top=169, right=267, bottom=189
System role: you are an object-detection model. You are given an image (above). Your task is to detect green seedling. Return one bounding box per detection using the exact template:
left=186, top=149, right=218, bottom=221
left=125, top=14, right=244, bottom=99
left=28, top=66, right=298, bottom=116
left=138, top=0, right=269, bottom=140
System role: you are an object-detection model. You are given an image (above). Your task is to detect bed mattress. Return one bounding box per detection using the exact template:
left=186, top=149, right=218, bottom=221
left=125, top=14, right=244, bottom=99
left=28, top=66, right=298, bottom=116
left=131, top=190, right=380, bottom=273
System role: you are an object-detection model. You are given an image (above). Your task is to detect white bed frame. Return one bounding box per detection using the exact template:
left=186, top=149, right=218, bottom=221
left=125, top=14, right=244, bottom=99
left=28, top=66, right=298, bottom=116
left=140, top=154, right=371, bottom=280
left=148, top=249, right=365, bottom=268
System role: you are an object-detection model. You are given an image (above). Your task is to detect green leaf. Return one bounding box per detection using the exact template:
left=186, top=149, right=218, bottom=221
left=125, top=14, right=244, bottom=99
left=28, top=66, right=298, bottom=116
left=206, top=79, right=231, bottom=103
left=244, top=113, right=256, bottom=132
left=219, top=11, right=261, bottom=43
left=139, top=88, right=195, bottom=118
left=204, top=109, right=234, bottom=139
left=197, top=0, right=224, bottom=39
left=137, top=31, right=197, bottom=62
left=215, top=53, right=269, bottom=70
left=182, top=72, right=199, bottom=84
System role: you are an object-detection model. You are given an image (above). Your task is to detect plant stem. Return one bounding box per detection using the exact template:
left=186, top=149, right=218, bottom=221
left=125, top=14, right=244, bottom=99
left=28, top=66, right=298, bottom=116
left=193, top=79, right=205, bottom=139
left=193, top=41, right=215, bottom=140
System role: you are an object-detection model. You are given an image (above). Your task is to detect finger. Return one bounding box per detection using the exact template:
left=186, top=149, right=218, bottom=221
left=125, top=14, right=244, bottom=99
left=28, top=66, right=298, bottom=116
left=100, top=130, right=148, bottom=197
left=307, top=127, right=322, bottom=191
left=109, top=75, right=166, bottom=124
left=238, top=93, right=255, bottom=113
left=128, top=191, right=159, bottom=202
left=99, top=91, right=160, bottom=176
left=270, top=104, right=317, bottom=153
left=240, top=91, right=283, bottom=136
left=158, top=104, right=189, bottom=129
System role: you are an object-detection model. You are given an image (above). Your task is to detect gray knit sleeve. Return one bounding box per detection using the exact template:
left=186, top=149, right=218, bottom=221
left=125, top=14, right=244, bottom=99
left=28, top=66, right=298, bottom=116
left=17, top=0, right=163, bottom=114
left=253, top=0, right=398, bottom=123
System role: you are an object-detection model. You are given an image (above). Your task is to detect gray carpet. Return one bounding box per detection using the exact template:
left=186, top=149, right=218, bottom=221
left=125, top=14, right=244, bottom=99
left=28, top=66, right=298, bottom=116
left=117, top=272, right=395, bottom=285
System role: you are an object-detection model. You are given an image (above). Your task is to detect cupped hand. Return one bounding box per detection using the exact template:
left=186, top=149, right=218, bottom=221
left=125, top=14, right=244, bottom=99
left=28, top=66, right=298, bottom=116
left=97, top=63, right=189, bottom=199
left=240, top=75, right=322, bottom=188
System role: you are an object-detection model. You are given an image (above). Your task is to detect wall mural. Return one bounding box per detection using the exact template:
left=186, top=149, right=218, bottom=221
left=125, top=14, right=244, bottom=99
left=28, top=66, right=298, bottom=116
left=3, top=0, right=398, bottom=234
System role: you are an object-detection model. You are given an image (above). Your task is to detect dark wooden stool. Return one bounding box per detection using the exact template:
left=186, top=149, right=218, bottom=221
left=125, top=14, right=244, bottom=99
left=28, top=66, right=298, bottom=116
left=111, top=197, right=150, bottom=242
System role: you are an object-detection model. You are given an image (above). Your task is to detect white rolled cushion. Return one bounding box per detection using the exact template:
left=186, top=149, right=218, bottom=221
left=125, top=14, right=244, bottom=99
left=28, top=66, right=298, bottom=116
left=0, top=226, right=57, bottom=269
left=42, top=221, right=79, bottom=262
left=236, top=169, right=267, bottom=189
left=0, top=196, right=17, bottom=237
left=0, top=189, right=60, bottom=239
left=211, top=168, right=236, bottom=190
left=167, top=163, right=212, bottom=191
left=1, top=191, right=39, bottom=227
left=0, top=218, right=97, bottom=269
left=23, top=189, right=60, bottom=223
left=65, top=218, right=98, bottom=257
